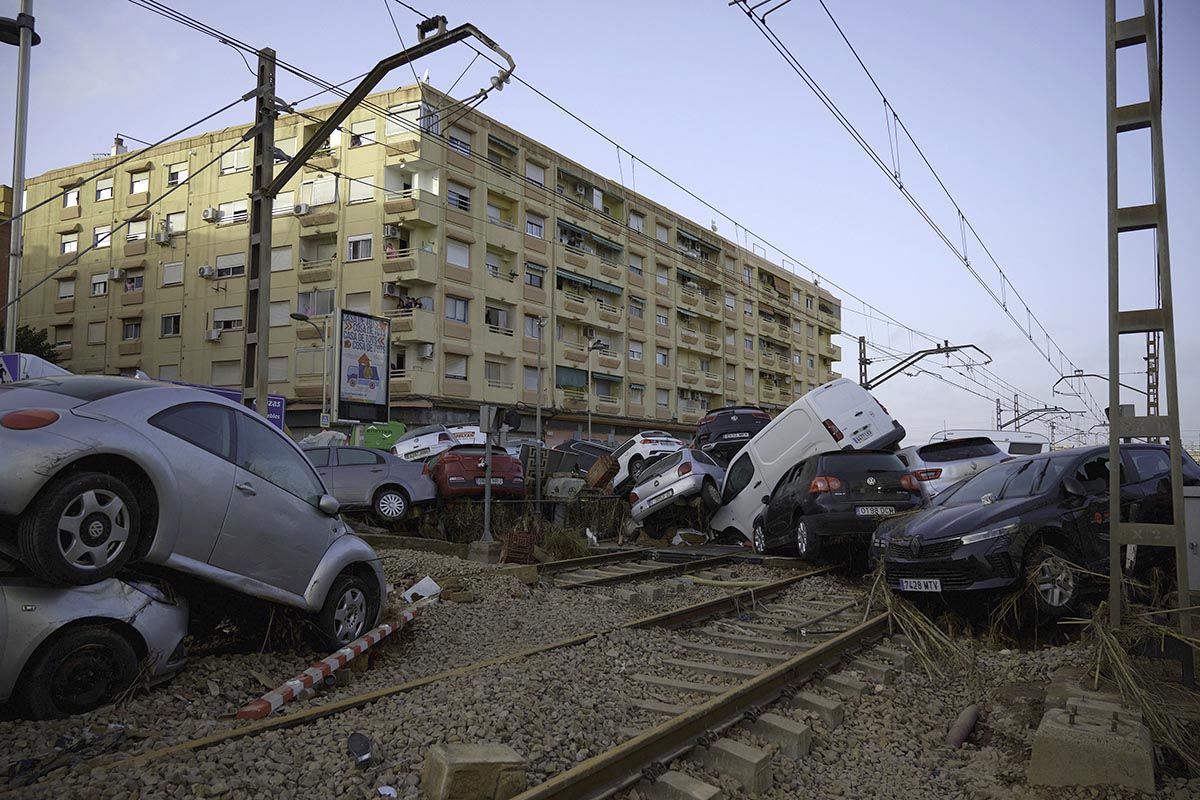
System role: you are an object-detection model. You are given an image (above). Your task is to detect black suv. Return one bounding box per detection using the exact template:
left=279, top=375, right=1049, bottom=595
left=753, top=450, right=924, bottom=561
left=692, top=406, right=771, bottom=466
left=876, top=444, right=1200, bottom=617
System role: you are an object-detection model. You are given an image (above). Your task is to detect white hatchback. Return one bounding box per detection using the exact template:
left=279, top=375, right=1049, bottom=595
left=391, top=424, right=458, bottom=461
left=610, top=431, right=686, bottom=490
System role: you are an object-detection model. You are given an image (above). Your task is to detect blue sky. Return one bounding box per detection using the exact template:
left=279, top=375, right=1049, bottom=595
left=1, top=0, right=1196, bottom=446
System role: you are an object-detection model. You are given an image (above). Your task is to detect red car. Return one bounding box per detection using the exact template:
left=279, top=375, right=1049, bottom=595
left=428, top=444, right=526, bottom=500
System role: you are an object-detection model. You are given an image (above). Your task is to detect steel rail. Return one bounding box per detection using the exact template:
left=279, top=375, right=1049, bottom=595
left=534, top=549, right=648, bottom=575
left=558, top=554, right=737, bottom=589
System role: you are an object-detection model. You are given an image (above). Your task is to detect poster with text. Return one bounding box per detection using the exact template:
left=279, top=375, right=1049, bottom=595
left=337, top=309, right=390, bottom=422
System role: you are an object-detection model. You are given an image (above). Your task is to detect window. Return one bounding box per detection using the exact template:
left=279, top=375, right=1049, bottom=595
left=744, top=337, right=753, bottom=351
left=161, top=313, right=181, bottom=337
left=446, top=239, right=470, bottom=269
left=53, top=324, right=72, bottom=346
left=150, top=402, right=235, bottom=459
left=807, top=354, right=815, bottom=369
left=385, top=102, right=419, bottom=137
left=213, top=306, right=243, bottom=331
left=656, top=267, right=669, bottom=287
left=218, top=199, right=248, bottom=224
left=655, top=312, right=668, bottom=327
left=346, top=234, right=373, bottom=261
left=742, top=266, right=753, bottom=287
left=793, top=352, right=803, bottom=366
left=525, top=263, right=544, bottom=288
left=629, top=341, right=643, bottom=361
left=350, top=120, right=375, bottom=147
left=57, top=278, right=75, bottom=299
left=444, top=354, right=468, bottom=381
left=744, top=368, right=754, bottom=387
left=90, top=274, right=108, bottom=296
left=629, top=211, right=645, bottom=233
left=447, top=126, right=472, bottom=156
left=121, top=319, right=141, bottom=341
left=744, top=301, right=753, bottom=317
left=629, top=253, right=643, bottom=276
left=523, top=366, right=539, bottom=392
left=210, top=360, right=240, bottom=386
left=60, top=232, right=78, bottom=254
left=525, top=161, right=545, bottom=186
left=87, top=321, right=105, bottom=344
left=166, top=211, right=186, bottom=234
left=305, top=448, right=330, bottom=468
left=792, top=319, right=802, bottom=333
left=234, top=411, right=325, bottom=505
left=167, top=162, right=188, bottom=185
left=655, top=347, right=669, bottom=367
left=268, top=356, right=288, bottom=383
left=725, top=293, right=735, bottom=310
left=345, top=291, right=371, bottom=313
left=347, top=176, right=374, bottom=204
left=297, top=289, right=334, bottom=317
left=220, top=147, right=250, bottom=174
left=269, top=301, right=290, bottom=327
left=630, top=297, right=644, bottom=319
left=216, top=252, right=246, bottom=278
left=805, top=296, right=814, bottom=310
left=629, top=384, right=644, bottom=405
left=485, top=251, right=504, bottom=278
left=447, top=181, right=471, bottom=212
left=273, top=137, right=296, bottom=163
left=339, top=448, right=385, bottom=468
left=130, top=171, right=149, bottom=194
left=272, top=190, right=294, bottom=216
left=161, top=261, right=183, bottom=286
left=63, top=188, right=80, bottom=208
left=723, top=454, right=755, bottom=502
left=300, top=175, right=337, bottom=206
left=156, top=364, right=179, bottom=381
left=484, top=361, right=505, bottom=384
left=525, top=212, right=545, bottom=238
left=94, top=225, right=111, bottom=248
left=126, top=219, right=147, bottom=241
left=124, top=269, right=144, bottom=291
left=95, top=177, right=113, bottom=201
left=656, top=388, right=669, bottom=407
left=1130, top=448, right=1172, bottom=481
left=445, top=295, right=469, bottom=323
left=655, top=223, right=669, bottom=243
left=270, top=245, right=293, bottom=272
left=524, top=314, right=543, bottom=339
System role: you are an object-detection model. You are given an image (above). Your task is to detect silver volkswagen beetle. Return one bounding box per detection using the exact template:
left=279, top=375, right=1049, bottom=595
left=0, top=375, right=385, bottom=647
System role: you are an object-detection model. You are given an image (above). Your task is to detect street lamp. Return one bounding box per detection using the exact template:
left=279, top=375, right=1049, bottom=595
left=586, top=337, right=606, bottom=442
left=291, top=312, right=330, bottom=427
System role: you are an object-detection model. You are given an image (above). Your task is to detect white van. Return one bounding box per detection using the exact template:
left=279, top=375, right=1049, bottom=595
left=709, top=379, right=905, bottom=541
left=928, top=428, right=1049, bottom=457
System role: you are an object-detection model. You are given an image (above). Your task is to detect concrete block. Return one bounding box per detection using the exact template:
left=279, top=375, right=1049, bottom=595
left=496, top=564, right=538, bottom=585
left=1027, top=708, right=1154, bottom=793
left=663, top=578, right=691, bottom=591
left=744, top=712, right=811, bottom=760
left=638, top=584, right=666, bottom=602
left=676, top=640, right=790, bottom=665
left=1043, top=665, right=1122, bottom=713
left=630, top=697, right=688, bottom=716
left=421, top=743, right=526, bottom=800
left=661, top=658, right=760, bottom=680
left=1065, top=696, right=1143, bottom=725
left=791, top=691, right=844, bottom=729
left=467, top=540, right=503, bottom=565
left=444, top=590, right=476, bottom=603
left=643, top=771, right=724, bottom=800
left=697, top=738, right=772, bottom=795
left=439, top=576, right=465, bottom=591
left=873, top=647, right=914, bottom=671
left=850, top=658, right=894, bottom=685
left=890, top=634, right=913, bottom=648
left=615, top=588, right=641, bottom=603
left=822, top=673, right=869, bottom=699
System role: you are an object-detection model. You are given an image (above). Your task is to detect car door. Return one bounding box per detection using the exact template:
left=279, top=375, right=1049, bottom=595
left=329, top=447, right=387, bottom=506
left=1067, top=452, right=1130, bottom=564
left=145, top=401, right=238, bottom=564
left=763, top=466, right=798, bottom=547
left=208, top=409, right=338, bottom=598
left=306, top=447, right=333, bottom=488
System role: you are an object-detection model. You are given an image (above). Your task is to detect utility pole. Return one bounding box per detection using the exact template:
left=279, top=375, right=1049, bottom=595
left=1, top=0, right=38, bottom=353
left=1145, top=332, right=1160, bottom=442
left=857, top=335, right=868, bottom=387
left=858, top=340, right=990, bottom=391
left=241, top=48, right=276, bottom=415
left=995, top=398, right=1002, bottom=430
left=534, top=316, right=546, bottom=508
left=1013, top=393, right=1020, bottom=431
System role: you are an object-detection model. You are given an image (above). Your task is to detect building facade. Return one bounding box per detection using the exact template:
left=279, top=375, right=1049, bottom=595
left=15, top=85, right=842, bottom=442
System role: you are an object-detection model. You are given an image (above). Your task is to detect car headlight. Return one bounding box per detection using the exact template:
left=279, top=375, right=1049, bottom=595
left=960, top=521, right=1019, bottom=545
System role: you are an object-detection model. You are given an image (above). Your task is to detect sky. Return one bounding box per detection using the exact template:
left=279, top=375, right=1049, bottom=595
left=1, top=0, right=1196, bottom=447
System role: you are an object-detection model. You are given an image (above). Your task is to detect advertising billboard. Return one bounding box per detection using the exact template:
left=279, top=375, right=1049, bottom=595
left=336, top=309, right=390, bottom=423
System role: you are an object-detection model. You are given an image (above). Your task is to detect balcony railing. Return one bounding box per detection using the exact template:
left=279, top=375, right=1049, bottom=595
left=487, top=324, right=515, bottom=337
left=486, top=266, right=516, bottom=282
left=384, top=246, right=416, bottom=262
left=385, top=188, right=414, bottom=201
left=596, top=298, right=620, bottom=315
left=487, top=215, right=515, bottom=230
left=486, top=378, right=514, bottom=390
left=299, top=257, right=334, bottom=272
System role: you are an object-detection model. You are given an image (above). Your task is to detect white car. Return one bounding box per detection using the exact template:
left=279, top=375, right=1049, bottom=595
left=611, top=431, right=686, bottom=490
left=928, top=428, right=1050, bottom=457
left=896, top=437, right=1009, bottom=498
left=391, top=424, right=458, bottom=461
left=447, top=424, right=486, bottom=446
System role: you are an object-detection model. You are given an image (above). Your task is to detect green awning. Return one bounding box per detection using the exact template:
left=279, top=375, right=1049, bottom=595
left=592, top=233, right=623, bottom=252
left=677, top=268, right=703, bottom=284
left=524, top=262, right=546, bottom=273
left=555, top=366, right=588, bottom=388
left=557, top=268, right=592, bottom=288
left=591, top=372, right=623, bottom=383
left=677, top=229, right=702, bottom=245
left=557, top=219, right=590, bottom=238
left=591, top=276, right=623, bottom=296
left=677, top=307, right=698, bottom=319
left=487, top=134, right=517, bottom=154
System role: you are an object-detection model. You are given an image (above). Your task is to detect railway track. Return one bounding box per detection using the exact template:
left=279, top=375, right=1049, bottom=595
left=547, top=552, right=745, bottom=589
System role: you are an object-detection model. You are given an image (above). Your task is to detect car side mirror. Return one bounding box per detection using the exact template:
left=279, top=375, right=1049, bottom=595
left=318, top=494, right=341, bottom=516
left=761, top=495, right=771, bottom=505
left=1062, top=477, right=1086, bottom=498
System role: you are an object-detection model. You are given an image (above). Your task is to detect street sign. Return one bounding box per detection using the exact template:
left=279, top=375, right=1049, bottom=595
left=320, top=412, right=331, bottom=429
left=336, top=309, right=390, bottom=423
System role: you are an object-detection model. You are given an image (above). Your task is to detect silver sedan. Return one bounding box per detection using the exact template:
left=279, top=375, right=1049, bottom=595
left=0, top=375, right=385, bottom=648
left=628, top=449, right=726, bottom=523
left=304, top=446, right=437, bottom=525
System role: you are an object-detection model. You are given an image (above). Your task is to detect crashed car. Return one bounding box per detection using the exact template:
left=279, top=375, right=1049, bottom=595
left=692, top=406, right=771, bottom=466
left=1, top=565, right=188, bottom=719
left=0, top=375, right=385, bottom=648
left=428, top=444, right=526, bottom=501
left=628, top=449, right=725, bottom=524
left=305, top=445, right=437, bottom=525
left=896, top=436, right=1010, bottom=499
left=391, top=424, right=458, bottom=461
left=611, top=431, right=686, bottom=491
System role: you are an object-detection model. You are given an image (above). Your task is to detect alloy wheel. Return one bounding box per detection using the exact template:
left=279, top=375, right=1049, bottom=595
left=333, top=587, right=367, bottom=643
left=56, top=489, right=130, bottom=571
left=753, top=523, right=766, bottom=554
left=795, top=521, right=809, bottom=556
left=1035, top=557, right=1076, bottom=608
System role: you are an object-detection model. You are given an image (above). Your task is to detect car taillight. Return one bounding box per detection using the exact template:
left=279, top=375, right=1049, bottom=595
left=901, top=474, right=921, bottom=491
left=822, top=419, right=844, bottom=442
left=752, top=411, right=770, bottom=420
left=699, top=415, right=715, bottom=426
left=1, top=409, right=59, bottom=430
left=809, top=475, right=844, bottom=493
left=628, top=491, right=639, bottom=503
left=913, top=468, right=942, bottom=481
left=677, top=461, right=693, bottom=477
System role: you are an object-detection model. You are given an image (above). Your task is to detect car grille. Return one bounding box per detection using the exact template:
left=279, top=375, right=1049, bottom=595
left=886, top=537, right=960, bottom=560
left=986, top=553, right=1015, bottom=580
left=884, top=560, right=975, bottom=591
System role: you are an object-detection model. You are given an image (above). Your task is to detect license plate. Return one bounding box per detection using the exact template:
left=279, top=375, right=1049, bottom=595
left=899, top=578, right=942, bottom=592
left=405, top=447, right=430, bottom=460
left=722, top=432, right=750, bottom=440
left=851, top=427, right=873, bottom=444
left=650, top=488, right=675, bottom=506
left=475, top=477, right=503, bottom=485
left=856, top=506, right=894, bottom=516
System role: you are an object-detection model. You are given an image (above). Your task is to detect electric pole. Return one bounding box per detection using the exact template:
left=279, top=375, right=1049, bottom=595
left=241, top=48, right=276, bottom=415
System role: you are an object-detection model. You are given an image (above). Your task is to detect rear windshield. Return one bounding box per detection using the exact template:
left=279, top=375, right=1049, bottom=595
left=816, top=452, right=906, bottom=473
left=10, top=375, right=153, bottom=401
left=641, top=451, right=684, bottom=481
left=917, top=438, right=1001, bottom=462
left=1008, top=441, right=1046, bottom=455
left=397, top=425, right=446, bottom=443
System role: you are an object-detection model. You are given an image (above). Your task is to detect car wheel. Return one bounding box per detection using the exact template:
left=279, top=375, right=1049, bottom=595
left=752, top=519, right=768, bottom=555
left=1026, top=544, right=1080, bottom=618
left=17, top=472, right=141, bottom=586
left=629, top=457, right=646, bottom=483
left=700, top=478, right=721, bottom=512
left=795, top=518, right=822, bottom=561
left=372, top=486, right=409, bottom=526
left=16, top=626, right=140, bottom=719
left=315, top=573, right=379, bottom=649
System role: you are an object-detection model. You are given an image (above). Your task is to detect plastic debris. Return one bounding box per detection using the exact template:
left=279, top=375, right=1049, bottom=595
left=347, top=732, right=375, bottom=767
left=402, top=576, right=442, bottom=603
left=375, top=787, right=398, bottom=798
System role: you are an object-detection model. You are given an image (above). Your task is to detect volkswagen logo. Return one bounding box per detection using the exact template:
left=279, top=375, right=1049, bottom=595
left=866, top=476, right=877, bottom=486
left=907, top=537, right=921, bottom=558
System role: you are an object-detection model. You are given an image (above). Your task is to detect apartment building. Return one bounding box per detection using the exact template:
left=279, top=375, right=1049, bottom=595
left=14, top=85, right=842, bottom=442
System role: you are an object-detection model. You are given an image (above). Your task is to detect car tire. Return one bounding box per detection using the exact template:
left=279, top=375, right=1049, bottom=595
left=629, top=456, right=646, bottom=483
left=700, top=478, right=721, bottom=512
left=795, top=518, right=822, bottom=561
left=16, top=625, right=140, bottom=719
left=371, top=486, right=410, bottom=526
left=1026, top=544, right=1081, bottom=619
left=17, top=472, right=141, bottom=586
left=752, top=519, right=768, bottom=555
left=315, top=572, right=379, bottom=649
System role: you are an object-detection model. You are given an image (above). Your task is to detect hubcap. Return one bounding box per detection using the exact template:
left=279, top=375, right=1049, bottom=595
left=377, top=492, right=406, bottom=519
left=333, top=587, right=367, bottom=643
left=753, top=524, right=765, bottom=554
left=796, top=522, right=809, bottom=555
left=57, top=489, right=130, bottom=570
left=1036, top=558, right=1076, bottom=608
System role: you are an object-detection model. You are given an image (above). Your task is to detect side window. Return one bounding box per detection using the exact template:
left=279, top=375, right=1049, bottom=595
left=1074, top=455, right=1124, bottom=493
left=723, top=454, right=755, bottom=502
left=234, top=411, right=326, bottom=506
left=305, top=448, right=330, bottom=468
left=149, top=402, right=235, bottom=460
left=338, top=448, right=383, bottom=466
left=1129, top=449, right=1171, bottom=482
left=613, top=439, right=635, bottom=459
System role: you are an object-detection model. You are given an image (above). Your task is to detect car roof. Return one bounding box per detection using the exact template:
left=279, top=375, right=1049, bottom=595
left=8, top=375, right=168, bottom=402
left=706, top=405, right=765, bottom=415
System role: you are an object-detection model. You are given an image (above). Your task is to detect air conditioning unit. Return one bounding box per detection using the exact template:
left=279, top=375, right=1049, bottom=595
left=204, top=329, right=222, bottom=342
left=573, top=183, right=586, bottom=196
left=197, top=265, right=216, bottom=279
left=383, top=224, right=401, bottom=238
left=293, top=203, right=311, bottom=216
left=382, top=282, right=402, bottom=299
left=107, top=268, right=124, bottom=281
left=417, top=343, right=434, bottom=360
left=201, top=207, right=220, bottom=223
left=582, top=326, right=596, bottom=339
left=154, top=229, right=171, bottom=245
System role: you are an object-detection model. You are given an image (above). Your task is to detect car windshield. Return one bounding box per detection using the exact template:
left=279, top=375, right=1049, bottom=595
left=938, top=456, right=1065, bottom=505
left=397, top=425, right=446, bottom=443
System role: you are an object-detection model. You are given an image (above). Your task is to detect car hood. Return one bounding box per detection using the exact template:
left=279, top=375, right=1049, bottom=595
left=881, top=495, right=1043, bottom=542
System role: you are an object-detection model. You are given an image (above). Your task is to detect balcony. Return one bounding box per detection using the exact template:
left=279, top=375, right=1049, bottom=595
left=388, top=367, right=435, bottom=397
left=702, top=295, right=721, bottom=316
left=383, top=189, right=438, bottom=227
left=822, top=342, right=842, bottom=361
left=559, top=291, right=591, bottom=321
left=760, top=386, right=781, bottom=404
left=597, top=352, right=623, bottom=372
left=759, top=351, right=778, bottom=369
left=560, top=341, right=588, bottom=365
left=703, top=372, right=721, bottom=390
left=597, top=298, right=622, bottom=325
left=484, top=324, right=518, bottom=358
left=703, top=334, right=721, bottom=354
left=597, top=396, right=623, bottom=416
left=298, top=257, right=335, bottom=284
left=560, top=387, right=588, bottom=411
left=680, top=369, right=699, bottom=386
left=679, top=286, right=700, bottom=309
left=759, top=319, right=780, bottom=339
left=678, top=327, right=700, bottom=348
left=385, top=134, right=440, bottom=165
left=485, top=267, right=521, bottom=304
left=384, top=308, right=436, bottom=342
left=382, top=247, right=438, bottom=283
left=679, top=402, right=704, bottom=425
left=486, top=216, right=522, bottom=253
left=598, top=257, right=622, bottom=281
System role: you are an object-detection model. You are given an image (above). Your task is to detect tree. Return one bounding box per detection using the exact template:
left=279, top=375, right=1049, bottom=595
left=1, top=324, right=60, bottom=364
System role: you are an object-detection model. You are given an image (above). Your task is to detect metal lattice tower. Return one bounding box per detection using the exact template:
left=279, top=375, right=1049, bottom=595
left=1105, top=0, right=1190, bottom=635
